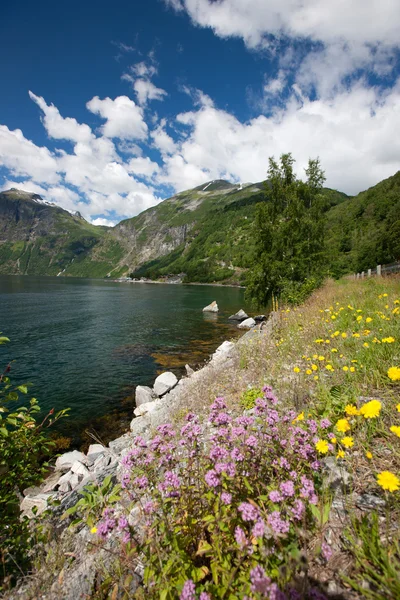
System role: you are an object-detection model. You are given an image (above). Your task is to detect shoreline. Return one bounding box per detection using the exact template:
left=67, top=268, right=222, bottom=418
left=111, top=278, right=246, bottom=289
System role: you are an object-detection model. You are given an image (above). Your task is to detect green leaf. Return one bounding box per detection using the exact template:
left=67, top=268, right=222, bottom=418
left=17, top=385, right=28, bottom=394
left=0, top=427, right=9, bottom=437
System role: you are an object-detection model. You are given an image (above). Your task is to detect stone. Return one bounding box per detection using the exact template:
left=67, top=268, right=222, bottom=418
left=228, top=309, right=248, bottom=321
left=202, top=300, right=218, bottom=312
left=238, top=317, right=256, bottom=329
left=23, top=485, right=42, bottom=497
left=185, top=364, right=195, bottom=377
left=212, top=340, right=235, bottom=362
left=134, top=399, right=161, bottom=417
left=87, top=444, right=106, bottom=463
left=20, top=493, right=51, bottom=517
left=135, top=385, right=156, bottom=407
left=55, top=450, right=86, bottom=471
left=356, top=493, right=386, bottom=511
left=42, top=471, right=63, bottom=493
left=93, top=453, right=112, bottom=471
left=153, top=371, right=178, bottom=397
left=323, top=457, right=352, bottom=492
left=254, top=314, right=267, bottom=322
left=59, top=480, right=72, bottom=493
left=70, top=460, right=91, bottom=478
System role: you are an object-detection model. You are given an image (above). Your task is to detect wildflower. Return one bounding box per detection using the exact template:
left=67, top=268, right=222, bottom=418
left=336, top=419, right=351, bottom=433
left=315, top=439, right=329, bottom=454
left=180, top=580, right=196, bottom=600
left=382, top=336, right=395, bottom=343
left=294, top=411, right=305, bottom=421
left=90, top=526, right=97, bottom=534
left=377, top=471, right=400, bottom=492
left=291, top=499, right=304, bottom=520
left=326, top=364, right=334, bottom=372
left=314, top=375, right=319, bottom=381
left=267, top=511, right=290, bottom=535
left=342, top=436, right=354, bottom=448
left=321, top=542, right=333, bottom=561
left=321, top=418, right=331, bottom=429
left=269, top=490, right=282, bottom=503
left=250, top=566, right=271, bottom=595
left=397, top=404, right=400, bottom=412
left=341, top=332, right=347, bottom=339
left=356, top=316, right=363, bottom=322
left=345, top=405, right=359, bottom=416
left=390, top=426, right=400, bottom=438
left=238, top=502, right=260, bottom=522
left=312, top=364, right=318, bottom=371
left=293, top=366, right=300, bottom=373
left=363, top=342, right=369, bottom=348
left=359, top=399, right=382, bottom=419
left=330, top=437, right=337, bottom=443
left=204, top=470, right=220, bottom=488
left=337, top=450, right=345, bottom=459
left=221, top=492, right=232, bottom=505
left=331, top=348, right=338, bottom=353
left=280, top=480, right=295, bottom=497
left=348, top=305, right=354, bottom=310
left=352, top=333, right=360, bottom=338
left=366, top=451, right=373, bottom=459
left=306, top=369, right=312, bottom=375
left=342, top=366, right=349, bottom=372
left=318, top=356, right=325, bottom=361
left=350, top=366, right=356, bottom=373
left=388, top=367, right=400, bottom=381
left=366, top=317, right=372, bottom=323
left=234, top=526, right=248, bottom=548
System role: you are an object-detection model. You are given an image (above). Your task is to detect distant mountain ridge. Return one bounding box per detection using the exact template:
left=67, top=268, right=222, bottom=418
left=0, top=172, right=398, bottom=281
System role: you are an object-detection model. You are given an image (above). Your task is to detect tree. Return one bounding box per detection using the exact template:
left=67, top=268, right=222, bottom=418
left=246, top=153, right=326, bottom=306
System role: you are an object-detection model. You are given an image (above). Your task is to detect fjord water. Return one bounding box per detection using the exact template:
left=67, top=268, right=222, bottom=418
left=0, top=276, right=251, bottom=443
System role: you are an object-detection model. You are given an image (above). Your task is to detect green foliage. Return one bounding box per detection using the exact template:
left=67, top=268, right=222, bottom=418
left=246, top=153, right=327, bottom=307
left=344, top=513, right=400, bottom=599
left=0, top=334, right=68, bottom=589
left=239, top=387, right=263, bottom=410
left=62, top=475, right=121, bottom=529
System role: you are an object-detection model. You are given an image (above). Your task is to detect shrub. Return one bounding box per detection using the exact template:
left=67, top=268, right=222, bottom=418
left=239, top=387, right=263, bottom=410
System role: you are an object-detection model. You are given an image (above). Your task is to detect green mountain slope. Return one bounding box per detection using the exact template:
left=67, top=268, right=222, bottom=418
left=0, top=171, right=398, bottom=282
left=0, top=189, right=107, bottom=276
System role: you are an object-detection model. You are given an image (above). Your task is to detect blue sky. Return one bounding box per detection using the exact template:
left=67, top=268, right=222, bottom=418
left=1, top=0, right=399, bottom=225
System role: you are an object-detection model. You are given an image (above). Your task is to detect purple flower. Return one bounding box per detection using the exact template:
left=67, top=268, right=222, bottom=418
left=245, top=435, right=258, bottom=448
left=311, top=460, right=321, bottom=471
left=231, top=425, right=246, bottom=438
left=212, top=412, right=232, bottom=426
left=158, top=470, right=181, bottom=496
left=143, top=501, right=155, bottom=514
left=269, top=490, right=282, bottom=503
left=252, top=520, right=265, bottom=538
left=280, top=480, right=295, bottom=497
left=267, top=511, right=290, bottom=536
left=321, top=541, right=332, bottom=561
left=157, top=423, right=175, bottom=438
left=221, top=492, right=232, bottom=505
left=134, top=475, right=148, bottom=489
left=280, top=457, right=290, bottom=469
left=209, top=445, right=229, bottom=461
left=307, top=419, right=318, bottom=434
left=320, top=418, right=331, bottom=429
left=291, top=499, right=304, bottom=521
left=231, top=448, right=244, bottom=462
left=180, top=579, right=196, bottom=600
left=215, top=462, right=236, bottom=477
left=238, top=502, right=259, bottom=522
left=118, top=516, right=128, bottom=531
left=250, top=565, right=271, bottom=594
left=234, top=526, right=247, bottom=548
left=205, top=469, right=220, bottom=488
left=199, top=593, right=211, bottom=600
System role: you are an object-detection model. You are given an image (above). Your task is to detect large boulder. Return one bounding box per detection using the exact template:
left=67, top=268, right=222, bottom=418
left=134, top=400, right=161, bottom=417
left=153, top=371, right=178, bottom=397
left=228, top=309, right=248, bottom=321
left=202, top=301, right=219, bottom=313
left=87, top=444, right=106, bottom=463
left=55, top=450, right=86, bottom=471
left=212, top=340, right=235, bottom=362
left=135, top=385, right=156, bottom=407
left=238, top=317, right=256, bottom=329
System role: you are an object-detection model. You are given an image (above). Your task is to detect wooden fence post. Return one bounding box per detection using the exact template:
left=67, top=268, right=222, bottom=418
left=377, top=265, right=382, bottom=276
left=368, top=269, right=371, bottom=277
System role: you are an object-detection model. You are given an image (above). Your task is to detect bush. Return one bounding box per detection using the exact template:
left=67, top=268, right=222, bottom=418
left=0, top=334, right=68, bottom=589
left=239, top=387, right=263, bottom=410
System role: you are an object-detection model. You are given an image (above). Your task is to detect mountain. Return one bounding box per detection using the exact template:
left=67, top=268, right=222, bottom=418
left=0, top=172, right=398, bottom=281
left=0, top=189, right=107, bottom=276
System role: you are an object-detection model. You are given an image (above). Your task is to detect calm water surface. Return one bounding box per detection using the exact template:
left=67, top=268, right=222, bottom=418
left=0, top=276, right=253, bottom=444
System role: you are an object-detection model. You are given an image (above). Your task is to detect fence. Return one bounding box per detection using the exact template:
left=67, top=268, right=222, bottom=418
left=354, top=262, right=400, bottom=279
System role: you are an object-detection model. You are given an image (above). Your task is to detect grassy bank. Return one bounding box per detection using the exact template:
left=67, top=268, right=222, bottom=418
left=9, top=276, right=400, bottom=599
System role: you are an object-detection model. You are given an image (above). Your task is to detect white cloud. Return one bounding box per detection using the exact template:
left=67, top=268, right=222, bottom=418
left=133, top=79, right=168, bottom=106
left=151, top=120, right=177, bottom=155
left=91, top=217, right=117, bottom=226
left=29, top=92, right=93, bottom=143
left=0, top=125, right=59, bottom=184
left=127, top=156, right=160, bottom=178
left=86, top=96, right=148, bottom=140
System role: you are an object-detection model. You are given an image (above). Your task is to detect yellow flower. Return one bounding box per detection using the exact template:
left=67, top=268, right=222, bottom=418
left=295, top=412, right=305, bottom=421
left=356, top=309, right=362, bottom=313
left=315, top=440, right=329, bottom=454
left=382, top=337, right=395, bottom=343
left=336, top=419, right=351, bottom=433
left=388, top=366, right=400, bottom=381
left=306, top=369, right=312, bottom=375
left=318, top=356, right=325, bottom=361
left=390, top=425, right=400, bottom=438
left=397, top=404, right=400, bottom=412
left=293, top=367, right=301, bottom=373
left=331, top=315, right=336, bottom=320
left=345, top=405, right=359, bottom=416
left=347, top=305, right=354, bottom=310
left=313, top=354, right=318, bottom=359
left=342, top=366, right=349, bottom=372
left=382, top=293, right=388, bottom=297
left=341, top=332, right=347, bottom=339
left=350, top=366, right=356, bottom=372
left=377, top=471, right=400, bottom=492
left=356, top=316, right=363, bottom=322
left=359, top=399, right=382, bottom=419
left=325, top=364, right=334, bottom=372
left=331, top=348, right=338, bottom=353
left=366, top=451, right=373, bottom=460
left=314, top=375, right=319, bottom=381
left=331, top=437, right=337, bottom=444
left=342, top=436, right=354, bottom=448
left=311, top=364, right=318, bottom=371
left=365, top=317, right=372, bottom=323
left=363, top=342, right=369, bottom=348
left=352, top=333, right=360, bottom=338
left=337, top=450, right=345, bottom=459
left=90, top=527, right=98, bottom=534
left=333, top=330, right=340, bottom=337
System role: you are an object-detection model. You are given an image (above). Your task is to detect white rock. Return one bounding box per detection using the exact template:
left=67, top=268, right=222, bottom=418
left=129, top=417, right=150, bottom=438
left=20, top=494, right=50, bottom=517
left=55, top=450, right=86, bottom=471
left=153, top=371, right=178, bottom=397
left=238, top=317, right=256, bottom=329
left=202, top=301, right=218, bottom=312
left=134, top=400, right=160, bottom=417
left=71, top=460, right=91, bottom=478
left=213, top=340, right=235, bottom=361
left=42, top=471, right=61, bottom=493
left=135, top=385, right=156, bottom=407
left=228, top=309, right=248, bottom=321
left=59, top=481, right=72, bottom=493
left=185, top=364, right=194, bottom=377
left=87, top=444, right=106, bottom=462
